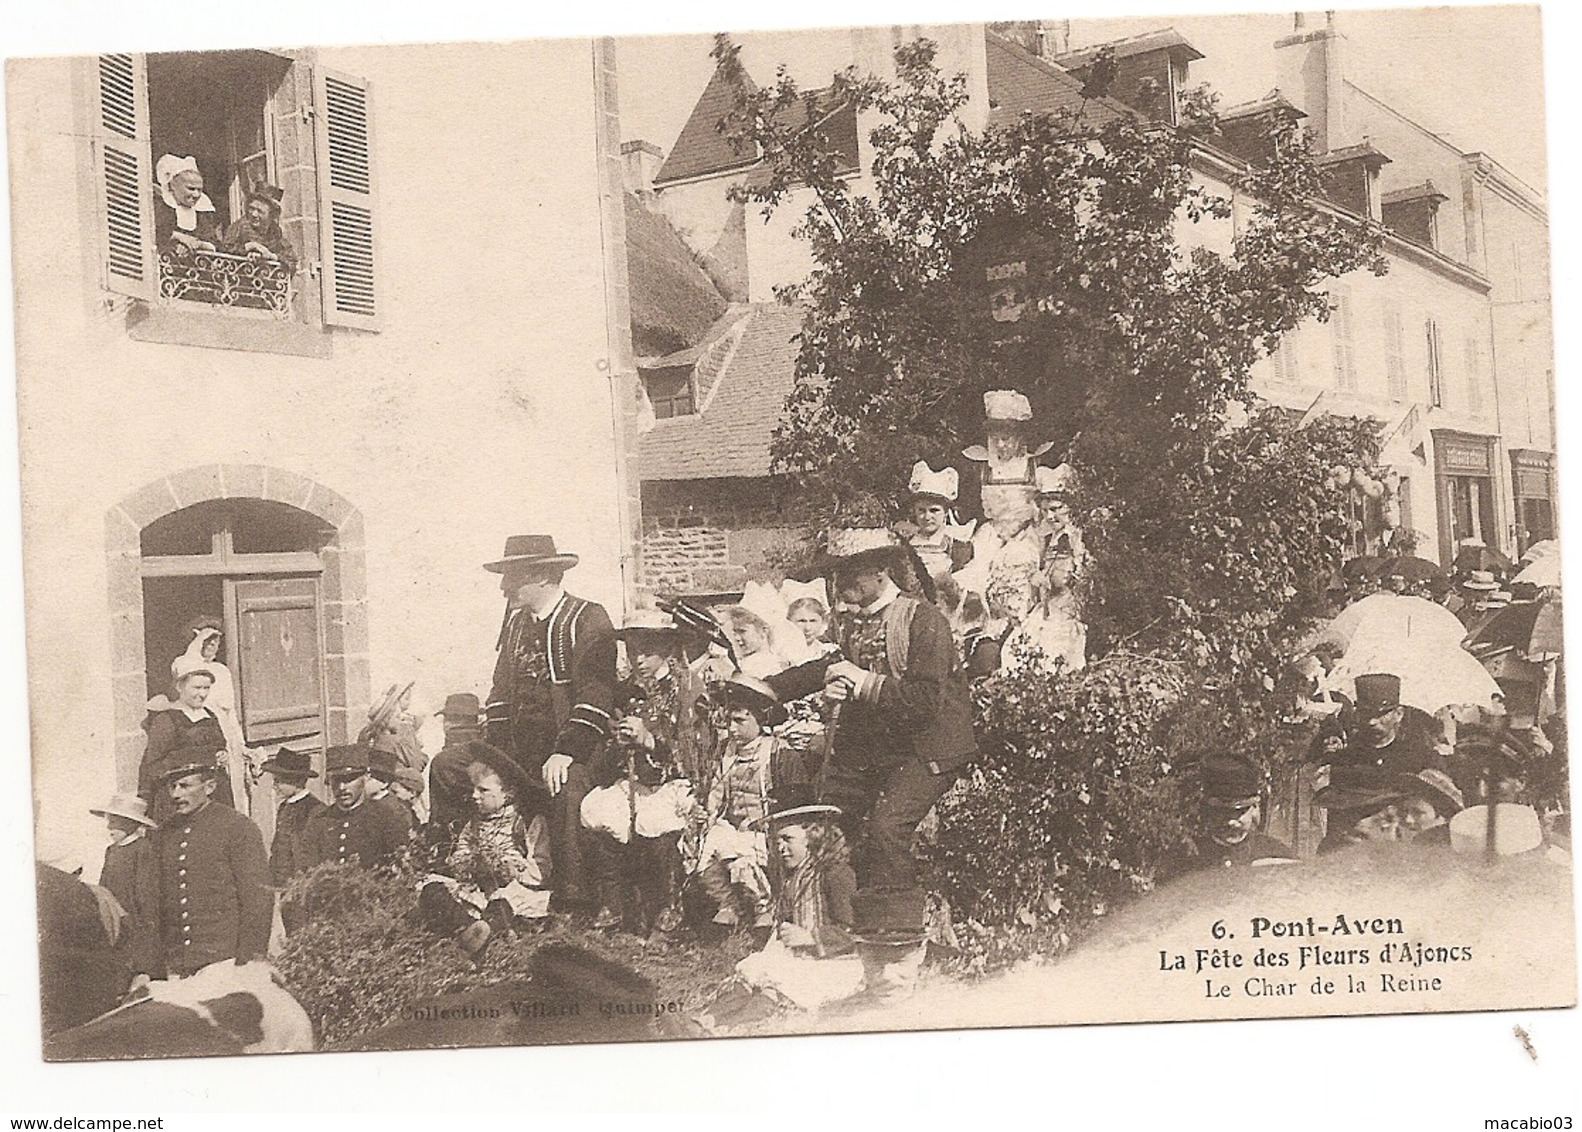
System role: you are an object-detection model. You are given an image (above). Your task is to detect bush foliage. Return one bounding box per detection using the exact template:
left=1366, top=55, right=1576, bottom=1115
left=275, top=863, right=753, bottom=1048
left=923, top=654, right=1196, bottom=939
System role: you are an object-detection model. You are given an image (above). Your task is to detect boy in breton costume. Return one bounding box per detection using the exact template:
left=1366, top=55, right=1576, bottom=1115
left=766, top=527, right=977, bottom=996
left=700, top=785, right=863, bottom=1028
left=89, top=793, right=162, bottom=982
left=692, top=675, right=809, bottom=931
left=579, top=607, right=700, bottom=934
left=258, top=746, right=324, bottom=937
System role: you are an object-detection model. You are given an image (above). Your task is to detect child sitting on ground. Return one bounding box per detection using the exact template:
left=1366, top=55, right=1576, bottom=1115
left=693, top=674, right=808, bottom=931
left=418, top=742, right=551, bottom=959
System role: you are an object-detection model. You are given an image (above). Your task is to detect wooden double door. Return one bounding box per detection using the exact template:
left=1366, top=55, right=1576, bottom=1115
left=143, top=573, right=326, bottom=843
left=225, top=576, right=326, bottom=751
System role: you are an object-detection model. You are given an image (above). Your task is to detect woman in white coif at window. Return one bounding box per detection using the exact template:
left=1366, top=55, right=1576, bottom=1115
left=153, top=153, right=219, bottom=256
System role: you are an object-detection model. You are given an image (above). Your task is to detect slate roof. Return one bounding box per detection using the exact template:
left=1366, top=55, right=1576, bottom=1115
left=984, top=32, right=1133, bottom=129
left=638, top=304, right=804, bottom=480
left=653, top=65, right=860, bottom=188
left=1382, top=181, right=1448, bottom=205
left=653, top=65, right=762, bottom=187
left=1315, top=141, right=1392, bottom=168
left=1220, top=90, right=1306, bottom=121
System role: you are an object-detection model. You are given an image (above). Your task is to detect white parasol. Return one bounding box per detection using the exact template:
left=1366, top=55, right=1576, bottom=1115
left=1315, top=592, right=1467, bottom=656
left=1330, top=637, right=1502, bottom=715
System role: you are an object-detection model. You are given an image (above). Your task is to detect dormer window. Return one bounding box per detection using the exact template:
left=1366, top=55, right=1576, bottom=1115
left=1315, top=142, right=1390, bottom=221
left=641, top=363, right=698, bottom=419
left=1215, top=90, right=1306, bottom=167
left=1053, top=30, right=1203, bottom=126
left=1381, top=181, right=1449, bottom=250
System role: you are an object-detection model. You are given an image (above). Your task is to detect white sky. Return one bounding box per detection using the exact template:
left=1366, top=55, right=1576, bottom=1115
left=619, top=7, right=1549, bottom=193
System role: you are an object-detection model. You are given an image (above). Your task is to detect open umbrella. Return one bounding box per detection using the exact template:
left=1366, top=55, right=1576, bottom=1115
left=1330, top=637, right=1501, bottom=715
left=1464, top=596, right=1563, bottom=662
left=1519, top=539, right=1559, bottom=567
left=1378, top=555, right=1443, bottom=585
left=1512, top=551, right=1561, bottom=589
left=1319, top=592, right=1468, bottom=654
left=1453, top=543, right=1513, bottom=577
left=1340, top=555, right=1386, bottom=585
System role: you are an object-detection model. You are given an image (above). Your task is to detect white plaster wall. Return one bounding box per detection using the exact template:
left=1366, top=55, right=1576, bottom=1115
left=10, top=40, right=628, bottom=873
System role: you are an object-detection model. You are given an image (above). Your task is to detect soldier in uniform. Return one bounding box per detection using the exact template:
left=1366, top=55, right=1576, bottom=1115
left=149, top=749, right=273, bottom=980
left=1193, top=757, right=1296, bottom=870
left=766, top=528, right=977, bottom=984
left=300, top=744, right=411, bottom=870
left=483, top=534, right=616, bottom=913
left=1330, top=673, right=1440, bottom=776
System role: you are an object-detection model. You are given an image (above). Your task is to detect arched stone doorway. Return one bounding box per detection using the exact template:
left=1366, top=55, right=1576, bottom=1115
left=106, top=466, right=368, bottom=816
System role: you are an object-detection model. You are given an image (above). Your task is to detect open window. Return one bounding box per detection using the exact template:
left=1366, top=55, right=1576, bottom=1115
left=91, top=49, right=380, bottom=342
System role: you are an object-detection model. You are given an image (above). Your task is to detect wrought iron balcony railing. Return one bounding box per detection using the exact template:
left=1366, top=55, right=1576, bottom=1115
left=157, top=248, right=293, bottom=318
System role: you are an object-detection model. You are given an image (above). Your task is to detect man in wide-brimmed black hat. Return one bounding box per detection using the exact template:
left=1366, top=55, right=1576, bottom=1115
left=766, top=526, right=977, bottom=986
left=483, top=534, right=617, bottom=913
left=258, top=745, right=324, bottom=891
left=428, top=692, right=485, bottom=842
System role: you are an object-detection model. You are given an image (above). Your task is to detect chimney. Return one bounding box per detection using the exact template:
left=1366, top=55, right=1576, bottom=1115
left=621, top=140, right=663, bottom=198
left=1274, top=10, right=1347, bottom=153
left=1044, top=20, right=1072, bottom=57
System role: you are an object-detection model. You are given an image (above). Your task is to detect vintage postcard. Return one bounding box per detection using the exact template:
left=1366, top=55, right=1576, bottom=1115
left=7, top=5, right=1575, bottom=1067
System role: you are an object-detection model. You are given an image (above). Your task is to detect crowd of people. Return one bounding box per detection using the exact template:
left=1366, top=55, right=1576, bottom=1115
left=1198, top=536, right=1566, bottom=870
left=65, top=449, right=1565, bottom=1032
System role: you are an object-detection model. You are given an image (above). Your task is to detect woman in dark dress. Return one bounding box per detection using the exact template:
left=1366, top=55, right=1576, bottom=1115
left=139, top=656, right=233, bottom=823
left=153, top=154, right=220, bottom=258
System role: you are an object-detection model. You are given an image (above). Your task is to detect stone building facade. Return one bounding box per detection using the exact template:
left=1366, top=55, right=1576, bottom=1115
left=10, top=38, right=641, bottom=872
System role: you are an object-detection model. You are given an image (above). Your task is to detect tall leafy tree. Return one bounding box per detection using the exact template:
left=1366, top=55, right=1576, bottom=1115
left=713, top=33, right=1386, bottom=688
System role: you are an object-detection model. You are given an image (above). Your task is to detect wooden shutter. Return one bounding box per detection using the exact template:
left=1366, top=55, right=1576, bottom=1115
left=312, top=67, right=379, bottom=328
left=1273, top=334, right=1300, bottom=385
left=229, top=577, right=325, bottom=744
left=1330, top=289, right=1356, bottom=391
left=93, top=53, right=154, bottom=300
left=1464, top=333, right=1485, bottom=417
left=1383, top=304, right=1407, bottom=400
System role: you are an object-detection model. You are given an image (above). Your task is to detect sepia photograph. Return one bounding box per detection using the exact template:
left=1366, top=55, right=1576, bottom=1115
left=3, top=0, right=1578, bottom=1111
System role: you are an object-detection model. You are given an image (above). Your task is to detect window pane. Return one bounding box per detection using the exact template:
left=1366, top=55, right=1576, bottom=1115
left=229, top=500, right=334, bottom=554
left=140, top=499, right=228, bottom=556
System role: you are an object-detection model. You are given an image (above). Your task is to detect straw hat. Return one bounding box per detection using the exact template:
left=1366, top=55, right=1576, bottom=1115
left=89, top=793, right=157, bottom=829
